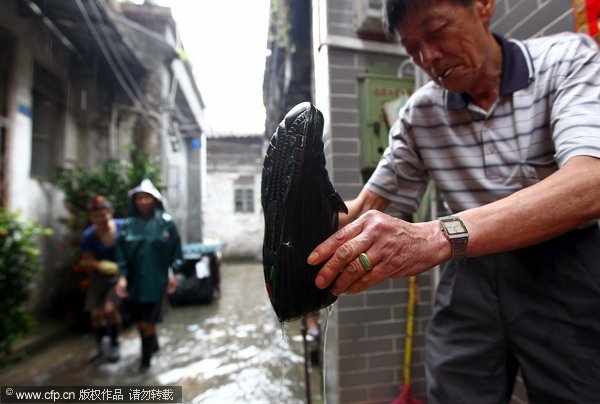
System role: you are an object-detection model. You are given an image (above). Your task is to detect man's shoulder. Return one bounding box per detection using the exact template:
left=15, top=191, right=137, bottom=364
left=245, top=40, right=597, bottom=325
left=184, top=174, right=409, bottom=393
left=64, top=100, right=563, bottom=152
left=522, top=31, right=591, bottom=45
left=521, top=32, right=597, bottom=58
left=517, top=32, right=599, bottom=82
left=398, top=82, right=449, bottom=124
left=405, top=82, right=444, bottom=109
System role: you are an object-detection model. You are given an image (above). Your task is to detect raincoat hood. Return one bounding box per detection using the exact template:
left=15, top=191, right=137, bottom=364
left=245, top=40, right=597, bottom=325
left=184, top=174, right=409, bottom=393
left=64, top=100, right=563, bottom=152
left=127, top=179, right=165, bottom=217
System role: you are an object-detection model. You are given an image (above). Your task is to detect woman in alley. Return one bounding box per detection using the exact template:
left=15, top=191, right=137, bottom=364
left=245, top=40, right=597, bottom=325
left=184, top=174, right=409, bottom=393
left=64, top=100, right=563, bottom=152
left=80, top=195, right=123, bottom=363
left=115, top=179, right=183, bottom=372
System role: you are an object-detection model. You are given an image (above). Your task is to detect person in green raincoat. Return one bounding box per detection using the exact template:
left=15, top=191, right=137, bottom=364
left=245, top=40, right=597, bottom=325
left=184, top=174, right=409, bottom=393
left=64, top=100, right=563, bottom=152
left=115, top=179, right=183, bottom=372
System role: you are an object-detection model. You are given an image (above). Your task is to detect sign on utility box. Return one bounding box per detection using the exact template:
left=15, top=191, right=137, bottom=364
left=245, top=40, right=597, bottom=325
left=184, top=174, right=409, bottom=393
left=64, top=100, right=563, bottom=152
left=357, top=63, right=413, bottom=182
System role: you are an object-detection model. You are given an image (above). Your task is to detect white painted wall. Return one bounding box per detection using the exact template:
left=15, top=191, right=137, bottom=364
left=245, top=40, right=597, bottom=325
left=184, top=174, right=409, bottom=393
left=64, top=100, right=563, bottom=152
left=203, top=171, right=263, bottom=259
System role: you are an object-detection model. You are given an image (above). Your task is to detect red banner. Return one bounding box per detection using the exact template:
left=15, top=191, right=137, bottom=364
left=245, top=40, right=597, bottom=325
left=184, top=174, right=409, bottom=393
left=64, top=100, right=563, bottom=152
left=573, top=0, right=600, bottom=42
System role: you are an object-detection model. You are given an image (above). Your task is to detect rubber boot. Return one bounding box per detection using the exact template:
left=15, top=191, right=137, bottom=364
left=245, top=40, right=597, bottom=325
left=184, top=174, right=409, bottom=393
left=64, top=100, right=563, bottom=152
left=152, top=333, right=160, bottom=353
left=89, top=327, right=107, bottom=363
left=106, top=324, right=120, bottom=363
left=140, top=335, right=155, bottom=372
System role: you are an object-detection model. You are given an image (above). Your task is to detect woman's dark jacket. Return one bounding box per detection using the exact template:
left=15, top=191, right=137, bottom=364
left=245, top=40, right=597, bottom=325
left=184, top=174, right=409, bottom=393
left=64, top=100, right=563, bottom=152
left=116, top=179, right=183, bottom=302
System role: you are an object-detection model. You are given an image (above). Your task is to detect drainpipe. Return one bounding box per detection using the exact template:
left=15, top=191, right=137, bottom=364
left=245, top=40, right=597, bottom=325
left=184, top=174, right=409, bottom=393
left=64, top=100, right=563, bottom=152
left=166, top=68, right=179, bottom=152
left=109, top=102, right=118, bottom=159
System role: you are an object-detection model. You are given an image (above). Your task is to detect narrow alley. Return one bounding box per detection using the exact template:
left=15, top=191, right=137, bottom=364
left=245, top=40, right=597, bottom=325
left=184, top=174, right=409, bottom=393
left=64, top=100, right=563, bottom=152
left=0, top=262, right=324, bottom=403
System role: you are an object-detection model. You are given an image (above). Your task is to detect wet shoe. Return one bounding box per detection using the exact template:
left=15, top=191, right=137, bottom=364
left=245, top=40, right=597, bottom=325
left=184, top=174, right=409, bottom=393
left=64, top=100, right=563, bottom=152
left=152, top=334, right=160, bottom=354
left=140, top=335, right=154, bottom=372
left=107, top=345, right=120, bottom=363
left=88, top=350, right=104, bottom=363
left=261, top=102, right=348, bottom=322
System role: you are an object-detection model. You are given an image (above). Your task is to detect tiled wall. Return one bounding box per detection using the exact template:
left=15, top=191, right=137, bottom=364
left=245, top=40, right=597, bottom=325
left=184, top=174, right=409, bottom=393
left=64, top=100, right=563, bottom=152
left=333, top=276, right=433, bottom=402
left=328, top=49, right=408, bottom=201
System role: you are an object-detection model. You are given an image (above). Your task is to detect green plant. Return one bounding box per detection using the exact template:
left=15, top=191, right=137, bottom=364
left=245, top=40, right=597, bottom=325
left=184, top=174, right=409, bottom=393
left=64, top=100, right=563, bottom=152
left=0, top=209, right=53, bottom=353
left=56, top=146, right=163, bottom=231
left=55, top=145, right=162, bottom=286
left=268, top=0, right=296, bottom=53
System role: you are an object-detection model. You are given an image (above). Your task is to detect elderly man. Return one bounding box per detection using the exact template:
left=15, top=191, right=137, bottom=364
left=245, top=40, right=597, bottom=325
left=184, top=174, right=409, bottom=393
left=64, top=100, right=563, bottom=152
left=309, top=0, right=600, bottom=401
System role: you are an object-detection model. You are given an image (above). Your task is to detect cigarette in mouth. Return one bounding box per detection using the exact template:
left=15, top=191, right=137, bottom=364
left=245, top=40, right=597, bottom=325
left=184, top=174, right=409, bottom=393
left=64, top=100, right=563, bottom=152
left=437, top=67, right=453, bottom=82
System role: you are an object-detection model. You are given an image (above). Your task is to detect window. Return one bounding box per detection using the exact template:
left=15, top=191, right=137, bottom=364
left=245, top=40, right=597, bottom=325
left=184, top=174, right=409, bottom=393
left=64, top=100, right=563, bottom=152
left=31, top=65, right=61, bottom=180
left=234, top=176, right=255, bottom=213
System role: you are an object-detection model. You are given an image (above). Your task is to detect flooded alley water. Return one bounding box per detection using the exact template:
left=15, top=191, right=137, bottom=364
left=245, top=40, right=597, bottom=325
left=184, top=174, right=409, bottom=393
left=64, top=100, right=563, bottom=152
left=0, top=262, right=321, bottom=403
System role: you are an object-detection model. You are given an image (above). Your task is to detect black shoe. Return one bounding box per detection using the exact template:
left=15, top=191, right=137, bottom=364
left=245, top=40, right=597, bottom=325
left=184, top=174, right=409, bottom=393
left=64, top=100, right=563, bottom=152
left=152, top=334, right=160, bottom=354
left=107, top=344, right=120, bottom=363
left=88, top=350, right=104, bottom=363
left=88, top=336, right=107, bottom=363
left=139, top=364, right=150, bottom=375
left=261, top=102, right=348, bottom=323
left=140, top=335, right=154, bottom=370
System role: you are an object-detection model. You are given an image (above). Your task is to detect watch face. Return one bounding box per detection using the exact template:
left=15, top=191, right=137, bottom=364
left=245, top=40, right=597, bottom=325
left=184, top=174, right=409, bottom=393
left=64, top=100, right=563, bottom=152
left=444, top=219, right=466, bottom=235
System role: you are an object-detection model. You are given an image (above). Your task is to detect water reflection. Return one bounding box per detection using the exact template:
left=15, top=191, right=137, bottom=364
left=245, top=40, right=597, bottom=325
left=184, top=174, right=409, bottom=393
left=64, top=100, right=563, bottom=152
left=0, top=262, right=312, bottom=403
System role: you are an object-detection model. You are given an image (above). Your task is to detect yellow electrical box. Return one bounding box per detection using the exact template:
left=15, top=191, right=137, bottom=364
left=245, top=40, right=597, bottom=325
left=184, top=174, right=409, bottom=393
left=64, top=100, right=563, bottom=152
left=358, top=63, right=413, bottom=182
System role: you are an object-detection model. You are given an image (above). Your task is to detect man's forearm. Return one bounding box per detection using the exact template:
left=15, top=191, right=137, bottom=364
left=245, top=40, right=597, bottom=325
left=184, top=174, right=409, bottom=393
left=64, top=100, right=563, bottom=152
left=460, top=155, right=600, bottom=258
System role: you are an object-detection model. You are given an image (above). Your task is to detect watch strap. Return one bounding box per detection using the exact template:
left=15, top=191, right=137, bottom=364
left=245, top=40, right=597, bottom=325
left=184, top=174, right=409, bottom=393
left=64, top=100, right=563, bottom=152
left=438, top=215, right=469, bottom=261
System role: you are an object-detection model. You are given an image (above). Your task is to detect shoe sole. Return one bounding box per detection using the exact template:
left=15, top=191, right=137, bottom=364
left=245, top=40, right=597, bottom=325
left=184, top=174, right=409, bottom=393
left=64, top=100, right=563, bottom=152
left=262, top=102, right=348, bottom=322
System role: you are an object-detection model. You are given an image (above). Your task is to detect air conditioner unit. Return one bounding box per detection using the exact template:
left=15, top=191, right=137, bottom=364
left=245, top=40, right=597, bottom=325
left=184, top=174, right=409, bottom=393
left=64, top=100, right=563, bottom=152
left=354, top=0, right=388, bottom=41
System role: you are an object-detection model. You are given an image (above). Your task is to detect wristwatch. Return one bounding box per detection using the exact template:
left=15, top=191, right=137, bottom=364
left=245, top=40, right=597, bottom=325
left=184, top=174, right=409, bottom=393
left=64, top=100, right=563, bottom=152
left=438, top=215, right=469, bottom=261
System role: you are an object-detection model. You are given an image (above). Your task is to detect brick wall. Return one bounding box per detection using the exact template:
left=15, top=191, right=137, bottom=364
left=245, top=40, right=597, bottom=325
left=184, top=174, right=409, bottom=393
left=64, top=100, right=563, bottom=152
left=317, top=0, right=432, bottom=402
left=333, top=276, right=433, bottom=402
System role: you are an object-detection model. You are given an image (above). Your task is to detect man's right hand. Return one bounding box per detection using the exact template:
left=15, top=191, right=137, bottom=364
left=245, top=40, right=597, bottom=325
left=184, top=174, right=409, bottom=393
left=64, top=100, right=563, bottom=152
left=309, top=209, right=448, bottom=296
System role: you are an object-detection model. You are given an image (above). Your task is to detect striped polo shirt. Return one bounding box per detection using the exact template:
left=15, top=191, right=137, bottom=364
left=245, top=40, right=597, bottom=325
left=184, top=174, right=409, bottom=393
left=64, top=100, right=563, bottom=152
left=367, top=32, right=600, bottom=215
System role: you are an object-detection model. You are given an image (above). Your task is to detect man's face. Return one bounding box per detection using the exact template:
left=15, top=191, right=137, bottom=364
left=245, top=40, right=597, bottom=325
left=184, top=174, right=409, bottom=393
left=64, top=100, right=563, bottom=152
left=135, top=192, right=156, bottom=218
left=398, top=0, right=491, bottom=93
left=90, top=209, right=112, bottom=227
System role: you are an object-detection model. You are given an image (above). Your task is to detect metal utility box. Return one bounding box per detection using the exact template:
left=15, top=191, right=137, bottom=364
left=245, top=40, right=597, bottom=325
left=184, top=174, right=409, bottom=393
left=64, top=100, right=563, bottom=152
left=358, top=63, right=413, bottom=182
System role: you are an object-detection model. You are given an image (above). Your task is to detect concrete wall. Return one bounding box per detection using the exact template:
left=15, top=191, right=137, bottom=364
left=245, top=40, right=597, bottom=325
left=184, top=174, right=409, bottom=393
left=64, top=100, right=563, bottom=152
left=203, top=136, right=265, bottom=259
left=203, top=172, right=263, bottom=259
left=1, top=1, right=93, bottom=315
left=311, top=0, right=579, bottom=402
left=491, top=0, right=575, bottom=39
left=0, top=1, right=206, bottom=316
